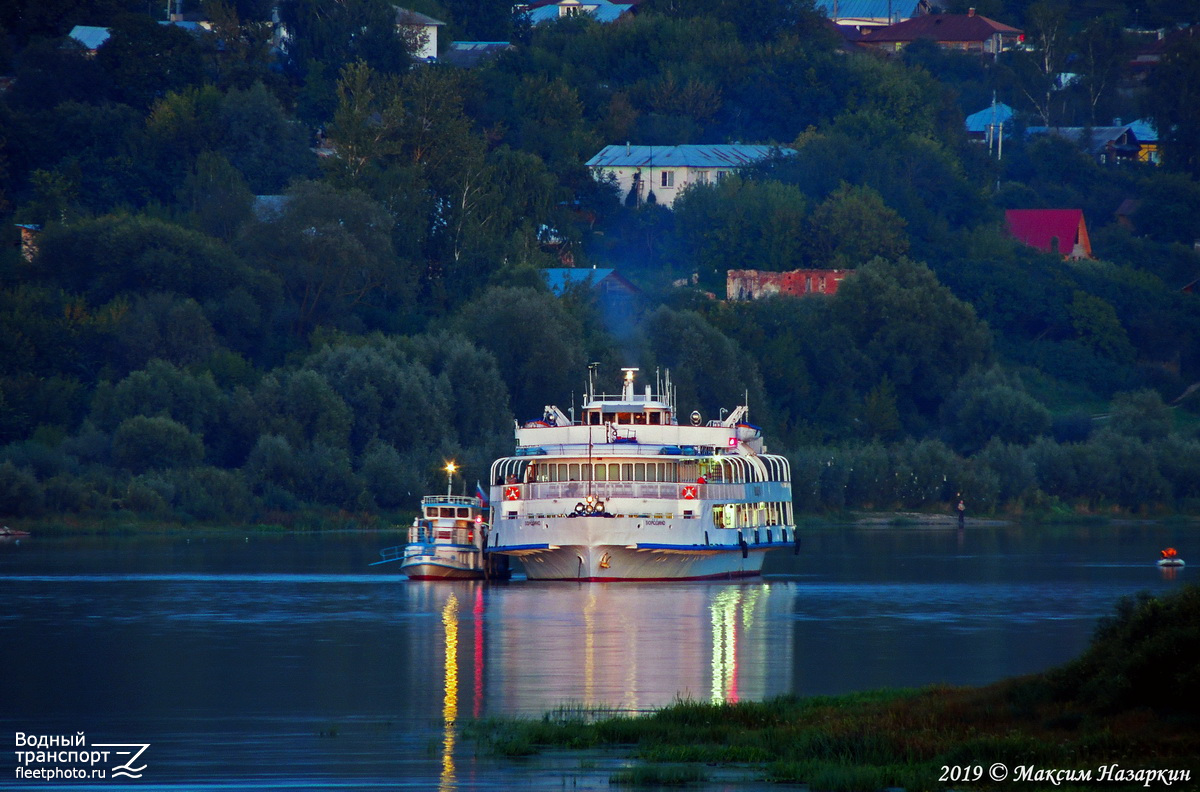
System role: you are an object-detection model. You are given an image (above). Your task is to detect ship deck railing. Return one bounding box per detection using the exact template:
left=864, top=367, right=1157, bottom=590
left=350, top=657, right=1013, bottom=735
left=504, top=481, right=791, bottom=502
left=511, top=443, right=726, bottom=458
left=420, top=494, right=481, bottom=508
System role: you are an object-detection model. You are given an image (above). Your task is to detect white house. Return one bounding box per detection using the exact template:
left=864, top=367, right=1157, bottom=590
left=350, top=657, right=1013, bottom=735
left=395, top=7, right=445, bottom=60
left=585, top=144, right=796, bottom=208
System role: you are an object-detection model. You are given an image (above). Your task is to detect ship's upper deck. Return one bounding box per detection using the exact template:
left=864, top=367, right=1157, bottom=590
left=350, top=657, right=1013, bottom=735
left=513, top=368, right=763, bottom=456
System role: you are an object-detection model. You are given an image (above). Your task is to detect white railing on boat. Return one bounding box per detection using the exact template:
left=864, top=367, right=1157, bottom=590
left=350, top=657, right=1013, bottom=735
left=421, top=494, right=481, bottom=507
left=504, top=481, right=791, bottom=502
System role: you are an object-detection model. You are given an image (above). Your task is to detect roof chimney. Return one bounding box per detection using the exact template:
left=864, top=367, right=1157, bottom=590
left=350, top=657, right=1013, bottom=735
left=968, top=7, right=975, bottom=15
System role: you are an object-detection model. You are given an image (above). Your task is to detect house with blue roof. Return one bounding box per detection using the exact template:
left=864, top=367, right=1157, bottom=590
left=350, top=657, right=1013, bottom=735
left=1025, top=125, right=1143, bottom=165
left=67, top=25, right=111, bottom=54
left=964, top=101, right=1015, bottom=142
left=544, top=268, right=640, bottom=331
left=518, top=0, right=636, bottom=26
left=586, top=144, right=796, bottom=208
left=816, top=0, right=929, bottom=29
left=544, top=267, right=638, bottom=297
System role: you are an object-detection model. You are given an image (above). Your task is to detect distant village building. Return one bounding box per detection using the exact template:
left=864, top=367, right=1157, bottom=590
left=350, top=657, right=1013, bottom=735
left=727, top=269, right=852, bottom=300
left=442, top=41, right=513, bottom=67
left=66, top=25, right=111, bottom=55
left=1025, top=125, right=1144, bottom=165
left=517, top=0, right=636, bottom=25
left=856, top=10, right=1022, bottom=55
left=14, top=224, right=42, bottom=263
left=1004, top=209, right=1093, bottom=260
left=964, top=101, right=1015, bottom=143
left=544, top=267, right=640, bottom=330
left=395, top=7, right=445, bottom=60
left=815, top=0, right=931, bottom=30
left=585, top=144, right=796, bottom=209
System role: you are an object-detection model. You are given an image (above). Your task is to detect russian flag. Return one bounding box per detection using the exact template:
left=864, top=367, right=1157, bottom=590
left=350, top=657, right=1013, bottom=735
left=475, top=480, right=489, bottom=508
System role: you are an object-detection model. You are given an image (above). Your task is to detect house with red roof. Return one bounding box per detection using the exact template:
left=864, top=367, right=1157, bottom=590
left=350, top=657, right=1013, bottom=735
left=1004, top=209, right=1093, bottom=260
left=857, top=9, right=1022, bottom=55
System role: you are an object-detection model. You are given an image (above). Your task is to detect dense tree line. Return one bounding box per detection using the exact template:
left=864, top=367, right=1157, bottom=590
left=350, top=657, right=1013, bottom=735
left=1, top=0, right=1199, bottom=525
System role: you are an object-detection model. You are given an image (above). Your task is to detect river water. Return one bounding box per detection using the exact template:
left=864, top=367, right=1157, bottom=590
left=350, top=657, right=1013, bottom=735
left=0, top=522, right=1189, bottom=790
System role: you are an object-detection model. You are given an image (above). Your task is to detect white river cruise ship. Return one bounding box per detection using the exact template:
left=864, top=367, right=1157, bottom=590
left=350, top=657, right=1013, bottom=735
left=487, top=368, right=797, bottom=581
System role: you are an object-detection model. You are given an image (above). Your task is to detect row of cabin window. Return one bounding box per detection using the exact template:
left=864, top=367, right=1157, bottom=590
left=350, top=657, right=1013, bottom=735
left=533, top=461, right=682, bottom=483
left=711, top=501, right=793, bottom=529
left=584, top=411, right=666, bottom=425
left=426, top=506, right=473, bottom=518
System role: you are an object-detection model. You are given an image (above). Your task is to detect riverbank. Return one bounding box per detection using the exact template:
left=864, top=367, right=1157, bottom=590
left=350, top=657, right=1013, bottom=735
left=468, top=586, right=1199, bottom=791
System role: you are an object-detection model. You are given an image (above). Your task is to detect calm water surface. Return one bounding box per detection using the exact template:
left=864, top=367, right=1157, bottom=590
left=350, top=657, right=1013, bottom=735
left=0, top=523, right=1189, bottom=790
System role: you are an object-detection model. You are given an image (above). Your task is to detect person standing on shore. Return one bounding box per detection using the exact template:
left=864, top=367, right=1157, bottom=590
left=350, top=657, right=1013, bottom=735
left=956, top=497, right=966, bottom=529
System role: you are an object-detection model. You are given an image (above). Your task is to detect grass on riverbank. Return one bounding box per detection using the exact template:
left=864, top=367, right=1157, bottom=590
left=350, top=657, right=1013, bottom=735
left=467, top=586, right=1200, bottom=791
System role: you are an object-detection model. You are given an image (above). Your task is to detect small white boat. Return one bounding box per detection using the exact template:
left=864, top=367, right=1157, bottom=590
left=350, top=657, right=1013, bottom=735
left=0, top=525, right=31, bottom=538
left=373, top=494, right=509, bottom=581
left=1157, top=548, right=1184, bottom=568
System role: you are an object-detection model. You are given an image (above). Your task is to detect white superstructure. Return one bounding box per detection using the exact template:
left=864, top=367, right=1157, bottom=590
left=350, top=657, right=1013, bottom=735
left=487, top=369, right=797, bottom=580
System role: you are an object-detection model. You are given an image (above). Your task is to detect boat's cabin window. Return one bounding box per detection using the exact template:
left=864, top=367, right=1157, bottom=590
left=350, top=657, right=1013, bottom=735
left=587, top=411, right=602, bottom=425
left=531, top=461, right=681, bottom=483
left=649, top=412, right=662, bottom=425
left=432, top=507, right=464, bottom=518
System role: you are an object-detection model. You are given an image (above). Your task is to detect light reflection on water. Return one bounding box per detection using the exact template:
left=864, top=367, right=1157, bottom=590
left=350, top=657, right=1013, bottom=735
left=0, top=523, right=1188, bottom=789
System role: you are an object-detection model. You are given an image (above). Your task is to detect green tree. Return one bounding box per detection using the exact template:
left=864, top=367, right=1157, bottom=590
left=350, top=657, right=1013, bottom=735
left=997, top=0, right=1068, bottom=126
left=306, top=337, right=451, bottom=455
left=638, top=306, right=764, bottom=422
left=0, top=460, right=43, bottom=517
left=218, top=81, right=319, bottom=192
left=277, top=0, right=415, bottom=76
left=453, top=287, right=586, bottom=420
left=177, top=152, right=255, bottom=242
left=90, top=359, right=226, bottom=435
left=252, top=369, right=354, bottom=451
left=111, top=415, right=205, bottom=472
left=830, top=257, right=993, bottom=420
left=96, top=13, right=209, bottom=110
left=33, top=215, right=253, bottom=305
left=1144, top=31, right=1200, bottom=177
left=236, top=180, right=404, bottom=335
left=1071, top=15, right=1128, bottom=125
left=860, top=376, right=901, bottom=441
left=1107, top=389, right=1172, bottom=441
left=1067, top=291, right=1135, bottom=363
left=940, top=369, right=1052, bottom=455
left=673, top=176, right=810, bottom=278
left=808, top=183, right=909, bottom=268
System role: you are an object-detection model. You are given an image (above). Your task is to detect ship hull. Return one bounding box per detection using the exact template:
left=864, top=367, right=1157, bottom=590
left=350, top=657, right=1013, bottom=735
left=400, top=560, right=486, bottom=580
left=491, top=514, right=797, bottom=581
left=512, top=543, right=772, bottom=581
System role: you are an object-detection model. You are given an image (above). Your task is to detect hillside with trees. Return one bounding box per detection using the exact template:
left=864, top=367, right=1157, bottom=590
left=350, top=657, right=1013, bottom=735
left=1, top=0, right=1199, bottom=526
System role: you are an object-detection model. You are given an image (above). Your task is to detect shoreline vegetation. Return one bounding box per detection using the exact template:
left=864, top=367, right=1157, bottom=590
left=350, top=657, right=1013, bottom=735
left=467, top=586, right=1200, bottom=791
